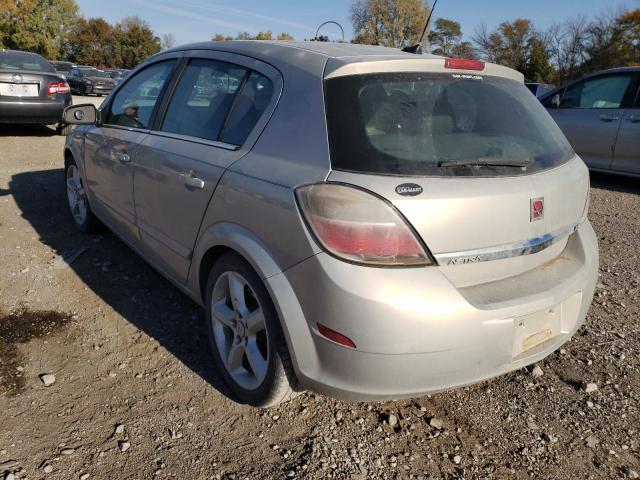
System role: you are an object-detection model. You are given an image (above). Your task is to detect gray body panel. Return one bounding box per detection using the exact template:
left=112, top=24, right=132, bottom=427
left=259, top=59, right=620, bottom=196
left=64, top=41, right=599, bottom=400
left=545, top=67, right=640, bottom=176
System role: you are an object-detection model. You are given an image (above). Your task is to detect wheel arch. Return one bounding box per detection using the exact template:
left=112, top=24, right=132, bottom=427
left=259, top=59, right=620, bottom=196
left=191, top=222, right=286, bottom=306
left=190, top=222, right=318, bottom=388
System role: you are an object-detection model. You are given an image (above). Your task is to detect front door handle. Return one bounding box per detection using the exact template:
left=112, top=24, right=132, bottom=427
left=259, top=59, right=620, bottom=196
left=181, top=170, right=205, bottom=190
left=599, top=114, right=620, bottom=122
left=111, top=151, right=131, bottom=163
left=627, top=114, right=640, bottom=123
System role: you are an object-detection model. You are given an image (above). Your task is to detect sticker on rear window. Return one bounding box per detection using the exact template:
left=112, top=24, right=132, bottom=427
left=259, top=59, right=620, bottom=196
left=452, top=74, right=483, bottom=80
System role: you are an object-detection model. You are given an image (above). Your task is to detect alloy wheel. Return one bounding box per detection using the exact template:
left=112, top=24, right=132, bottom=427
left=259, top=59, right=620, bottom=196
left=66, top=164, right=88, bottom=225
left=210, top=271, right=269, bottom=390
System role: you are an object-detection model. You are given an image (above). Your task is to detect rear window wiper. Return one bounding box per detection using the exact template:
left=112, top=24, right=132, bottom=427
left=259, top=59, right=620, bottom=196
left=437, top=157, right=532, bottom=168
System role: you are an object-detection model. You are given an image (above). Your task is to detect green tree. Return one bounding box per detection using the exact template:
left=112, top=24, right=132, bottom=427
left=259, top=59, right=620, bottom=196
left=427, top=17, right=477, bottom=58
left=522, top=35, right=553, bottom=82
left=114, top=16, right=161, bottom=69
left=473, top=19, right=533, bottom=71
left=350, top=0, right=430, bottom=48
left=0, top=0, right=78, bottom=59
left=68, top=17, right=119, bottom=68
left=616, top=8, right=639, bottom=65
left=428, top=18, right=462, bottom=56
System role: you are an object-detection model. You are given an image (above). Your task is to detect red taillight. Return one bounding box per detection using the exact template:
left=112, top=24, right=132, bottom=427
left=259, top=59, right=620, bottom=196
left=296, top=184, right=432, bottom=266
left=317, top=323, right=356, bottom=349
left=444, top=58, right=485, bottom=71
left=310, top=215, right=423, bottom=258
left=47, top=82, right=70, bottom=95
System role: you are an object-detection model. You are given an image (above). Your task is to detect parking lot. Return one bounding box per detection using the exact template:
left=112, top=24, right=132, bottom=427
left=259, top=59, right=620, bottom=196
left=0, top=96, right=639, bottom=479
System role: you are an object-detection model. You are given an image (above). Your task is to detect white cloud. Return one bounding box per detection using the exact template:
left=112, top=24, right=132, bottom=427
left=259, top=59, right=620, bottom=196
left=130, top=0, right=257, bottom=32
left=177, top=0, right=317, bottom=34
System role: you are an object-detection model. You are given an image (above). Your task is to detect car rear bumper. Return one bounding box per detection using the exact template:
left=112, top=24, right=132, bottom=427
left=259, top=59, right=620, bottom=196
left=270, top=220, right=598, bottom=400
left=0, top=95, right=71, bottom=124
left=87, top=84, right=113, bottom=95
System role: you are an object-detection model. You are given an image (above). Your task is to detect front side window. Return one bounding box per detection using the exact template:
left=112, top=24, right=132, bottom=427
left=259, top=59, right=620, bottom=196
left=106, top=61, right=175, bottom=129
left=161, top=59, right=247, bottom=141
left=325, top=72, right=574, bottom=177
left=561, top=74, right=633, bottom=109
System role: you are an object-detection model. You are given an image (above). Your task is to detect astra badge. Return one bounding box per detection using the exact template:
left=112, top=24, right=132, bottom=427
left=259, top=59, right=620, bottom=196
left=395, top=183, right=423, bottom=196
left=530, top=197, right=544, bottom=221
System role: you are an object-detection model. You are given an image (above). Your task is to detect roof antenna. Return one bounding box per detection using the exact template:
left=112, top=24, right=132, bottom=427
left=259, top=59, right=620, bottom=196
left=402, top=0, right=438, bottom=54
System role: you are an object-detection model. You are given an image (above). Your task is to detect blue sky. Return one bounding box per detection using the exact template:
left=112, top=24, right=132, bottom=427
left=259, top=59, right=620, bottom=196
left=76, top=0, right=637, bottom=46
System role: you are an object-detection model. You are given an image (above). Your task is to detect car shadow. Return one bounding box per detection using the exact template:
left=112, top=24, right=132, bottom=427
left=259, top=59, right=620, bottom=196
left=590, top=171, right=640, bottom=195
left=0, top=124, right=57, bottom=137
left=9, top=168, right=235, bottom=401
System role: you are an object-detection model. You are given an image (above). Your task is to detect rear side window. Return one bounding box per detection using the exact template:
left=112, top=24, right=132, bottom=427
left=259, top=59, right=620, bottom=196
left=161, top=59, right=246, bottom=141
left=161, top=59, right=273, bottom=145
left=221, top=72, right=273, bottom=145
left=106, top=61, right=175, bottom=129
left=325, top=73, right=574, bottom=177
left=561, top=74, right=633, bottom=109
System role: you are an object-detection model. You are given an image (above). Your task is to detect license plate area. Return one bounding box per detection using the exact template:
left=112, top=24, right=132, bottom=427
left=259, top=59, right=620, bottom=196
left=512, top=306, right=561, bottom=359
left=0, top=82, right=39, bottom=97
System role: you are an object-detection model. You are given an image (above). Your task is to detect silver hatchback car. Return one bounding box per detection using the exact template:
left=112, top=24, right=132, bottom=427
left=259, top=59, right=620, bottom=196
left=63, top=41, right=598, bottom=406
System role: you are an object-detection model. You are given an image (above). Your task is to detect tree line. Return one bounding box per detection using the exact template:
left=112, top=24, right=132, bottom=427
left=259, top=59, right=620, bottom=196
left=0, top=0, right=162, bottom=69
left=350, top=0, right=639, bottom=86
left=1, top=0, right=637, bottom=82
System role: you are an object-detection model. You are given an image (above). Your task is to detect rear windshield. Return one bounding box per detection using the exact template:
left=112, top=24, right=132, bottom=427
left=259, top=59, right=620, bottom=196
left=325, top=73, right=573, bottom=177
left=0, top=52, right=55, bottom=72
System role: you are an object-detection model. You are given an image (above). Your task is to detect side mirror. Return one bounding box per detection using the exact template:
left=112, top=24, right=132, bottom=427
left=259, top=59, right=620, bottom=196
left=550, top=93, right=561, bottom=109
left=63, top=104, right=98, bottom=125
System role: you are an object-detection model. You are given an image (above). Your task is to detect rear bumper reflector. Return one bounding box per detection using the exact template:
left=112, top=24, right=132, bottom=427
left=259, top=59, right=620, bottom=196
left=317, top=323, right=357, bottom=349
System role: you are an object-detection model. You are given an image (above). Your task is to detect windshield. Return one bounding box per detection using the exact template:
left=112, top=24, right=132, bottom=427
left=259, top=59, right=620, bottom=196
left=0, top=52, right=55, bottom=72
left=80, top=68, right=110, bottom=78
left=325, top=73, right=573, bottom=177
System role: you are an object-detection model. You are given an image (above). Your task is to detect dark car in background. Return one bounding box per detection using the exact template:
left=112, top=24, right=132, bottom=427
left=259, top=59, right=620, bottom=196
left=67, top=66, right=115, bottom=96
left=106, top=68, right=130, bottom=86
left=525, top=82, right=554, bottom=98
left=50, top=60, right=76, bottom=79
left=0, top=49, right=71, bottom=127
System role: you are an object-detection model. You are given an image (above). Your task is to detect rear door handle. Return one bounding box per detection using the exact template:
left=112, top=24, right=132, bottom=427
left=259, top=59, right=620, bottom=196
left=599, top=114, right=620, bottom=122
left=626, top=114, right=640, bottom=123
left=181, top=170, right=205, bottom=189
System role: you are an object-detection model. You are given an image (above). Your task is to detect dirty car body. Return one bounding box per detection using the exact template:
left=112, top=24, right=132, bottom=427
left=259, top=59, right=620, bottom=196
left=63, top=41, right=598, bottom=404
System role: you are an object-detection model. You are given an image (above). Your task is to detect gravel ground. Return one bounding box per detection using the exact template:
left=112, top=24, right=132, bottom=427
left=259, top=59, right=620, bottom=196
left=0, top=109, right=639, bottom=479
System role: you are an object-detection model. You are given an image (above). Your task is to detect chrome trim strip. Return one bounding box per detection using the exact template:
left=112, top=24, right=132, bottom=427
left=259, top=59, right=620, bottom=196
left=148, top=131, right=239, bottom=151
left=435, top=223, right=579, bottom=266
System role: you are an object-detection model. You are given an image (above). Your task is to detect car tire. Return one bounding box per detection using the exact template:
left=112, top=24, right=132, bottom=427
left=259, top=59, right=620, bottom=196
left=64, top=158, right=99, bottom=233
left=205, top=252, right=299, bottom=407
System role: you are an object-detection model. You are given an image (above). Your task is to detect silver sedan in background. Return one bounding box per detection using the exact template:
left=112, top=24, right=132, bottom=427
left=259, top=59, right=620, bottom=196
left=542, top=67, right=640, bottom=177
left=62, top=41, right=598, bottom=406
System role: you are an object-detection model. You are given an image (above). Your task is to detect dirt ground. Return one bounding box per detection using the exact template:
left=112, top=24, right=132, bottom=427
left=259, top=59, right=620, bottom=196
left=1, top=100, right=639, bottom=479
